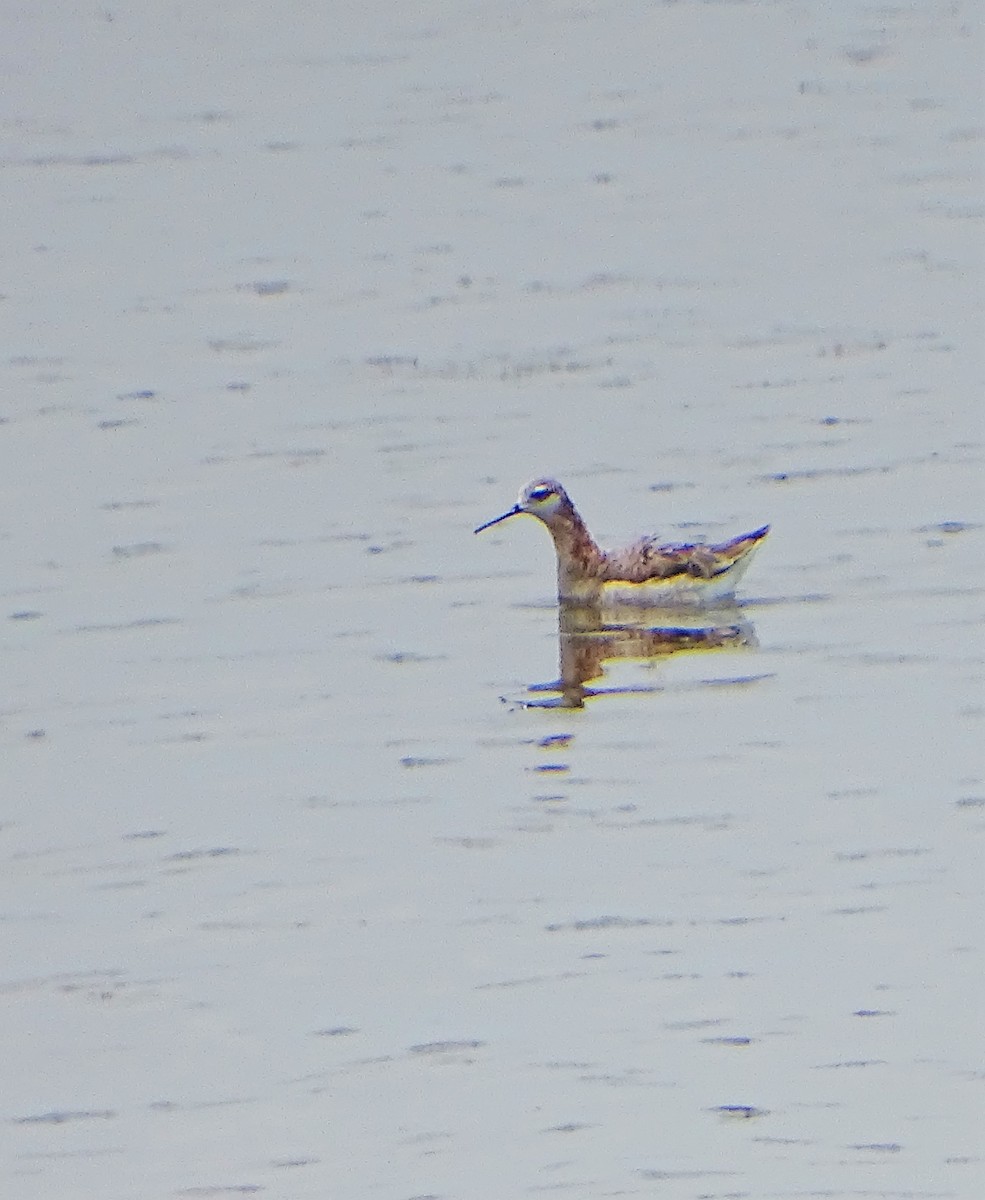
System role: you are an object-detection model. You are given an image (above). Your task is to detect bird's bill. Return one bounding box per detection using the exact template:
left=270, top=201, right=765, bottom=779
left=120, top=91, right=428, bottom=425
left=474, top=505, right=522, bottom=534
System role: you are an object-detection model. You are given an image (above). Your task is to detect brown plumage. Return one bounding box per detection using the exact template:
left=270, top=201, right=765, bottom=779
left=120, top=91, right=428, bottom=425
left=475, top=478, right=769, bottom=606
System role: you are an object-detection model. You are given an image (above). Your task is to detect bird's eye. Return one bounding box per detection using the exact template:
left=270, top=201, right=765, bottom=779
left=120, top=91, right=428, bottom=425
left=529, top=486, right=554, bottom=502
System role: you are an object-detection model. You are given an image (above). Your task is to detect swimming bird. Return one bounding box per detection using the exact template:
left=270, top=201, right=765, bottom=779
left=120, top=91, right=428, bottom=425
left=475, top=478, right=769, bottom=606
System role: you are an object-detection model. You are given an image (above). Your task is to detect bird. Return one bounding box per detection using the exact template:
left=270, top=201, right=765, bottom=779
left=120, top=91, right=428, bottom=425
left=475, top=478, right=769, bottom=606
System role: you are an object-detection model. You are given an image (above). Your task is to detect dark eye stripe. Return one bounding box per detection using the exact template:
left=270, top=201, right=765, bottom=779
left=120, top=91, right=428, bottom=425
left=530, top=487, right=554, bottom=501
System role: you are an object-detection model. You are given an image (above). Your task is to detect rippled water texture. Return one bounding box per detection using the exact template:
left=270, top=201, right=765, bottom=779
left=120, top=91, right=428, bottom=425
left=1, top=3, right=982, bottom=1198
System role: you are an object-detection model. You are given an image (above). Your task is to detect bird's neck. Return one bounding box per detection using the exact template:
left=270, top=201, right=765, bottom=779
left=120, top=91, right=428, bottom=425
left=545, top=509, right=606, bottom=597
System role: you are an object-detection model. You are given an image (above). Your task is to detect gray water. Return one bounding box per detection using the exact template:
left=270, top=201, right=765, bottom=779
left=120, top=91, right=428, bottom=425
left=1, top=2, right=982, bottom=1198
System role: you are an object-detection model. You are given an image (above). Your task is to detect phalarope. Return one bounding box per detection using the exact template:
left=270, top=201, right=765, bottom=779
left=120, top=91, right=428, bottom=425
left=475, top=478, right=769, bottom=606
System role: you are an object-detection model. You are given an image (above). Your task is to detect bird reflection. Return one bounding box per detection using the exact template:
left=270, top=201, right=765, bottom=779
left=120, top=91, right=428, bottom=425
left=523, top=602, right=759, bottom=709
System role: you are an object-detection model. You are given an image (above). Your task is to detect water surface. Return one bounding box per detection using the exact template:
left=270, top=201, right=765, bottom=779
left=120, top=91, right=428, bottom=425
left=1, top=2, right=982, bottom=1198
